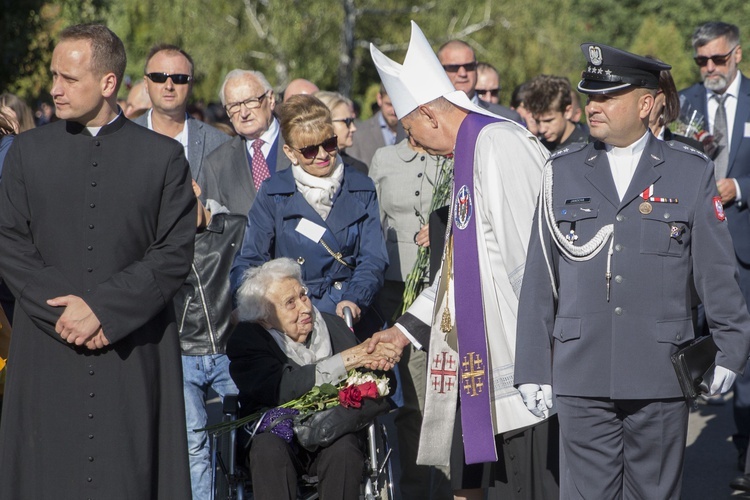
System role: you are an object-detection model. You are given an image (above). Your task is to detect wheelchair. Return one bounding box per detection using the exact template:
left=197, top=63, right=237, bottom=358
left=209, top=393, right=395, bottom=500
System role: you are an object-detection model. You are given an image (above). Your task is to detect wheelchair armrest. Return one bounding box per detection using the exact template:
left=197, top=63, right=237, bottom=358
left=222, top=393, right=240, bottom=415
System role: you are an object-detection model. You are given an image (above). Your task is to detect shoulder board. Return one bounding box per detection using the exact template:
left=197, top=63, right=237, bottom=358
left=665, top=141, right=709, bottom=162
left=549, top=141, right=588, bottom=160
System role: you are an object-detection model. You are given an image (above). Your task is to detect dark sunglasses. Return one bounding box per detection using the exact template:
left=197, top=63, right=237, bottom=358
left=292, top=136, right=338, bottom=159
left=442, top=62, right=478, bottom=73
left=693, top=46, right=739, bottom=67
left=476, top=88, right=500, bottom=98
left=333, top=117, right=356, bottom=128
left=145, top=72, right=193, bottom=84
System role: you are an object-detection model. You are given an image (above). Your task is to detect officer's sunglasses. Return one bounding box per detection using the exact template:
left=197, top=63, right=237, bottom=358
left=693, top=46, right=739, bottom=67
left=291, top=136, right=339, bottom=160
left=145, top=72, right=193, bottom=84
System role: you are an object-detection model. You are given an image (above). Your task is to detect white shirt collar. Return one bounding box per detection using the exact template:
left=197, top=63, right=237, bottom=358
left=245, top=117, right=280, bottom=157
left=86, top=111, right=121, bottom=137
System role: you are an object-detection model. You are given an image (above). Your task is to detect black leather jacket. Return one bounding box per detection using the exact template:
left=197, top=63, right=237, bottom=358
left=174, top=211, right=246, bottom=355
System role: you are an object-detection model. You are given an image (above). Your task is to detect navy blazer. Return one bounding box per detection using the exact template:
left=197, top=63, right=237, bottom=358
left=230, top=165, right=388, bottom=315
left=680, top=75, right=750, bottom=264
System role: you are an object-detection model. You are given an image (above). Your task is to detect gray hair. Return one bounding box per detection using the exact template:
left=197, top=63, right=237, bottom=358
left=692, top=22, right=740, bottom=50
left=219, top=69, right=273, bottom=106
left=236, top=258, right=303, bottom=322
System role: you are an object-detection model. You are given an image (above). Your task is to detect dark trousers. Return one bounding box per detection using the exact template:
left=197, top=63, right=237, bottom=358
left=248, top=432, right=364, bottom=499
left=556, top=396, right=688, bottom=500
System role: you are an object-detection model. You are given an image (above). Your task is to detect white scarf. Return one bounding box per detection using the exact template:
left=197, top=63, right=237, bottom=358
left=267, top=306, right=332, bottom=366
left=292, top=158, right=344, bottom=220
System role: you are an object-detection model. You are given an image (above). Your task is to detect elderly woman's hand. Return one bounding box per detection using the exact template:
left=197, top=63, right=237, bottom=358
left=341, top=342, right=400, bottom=371
left=336, top=300, right=361, bottom=324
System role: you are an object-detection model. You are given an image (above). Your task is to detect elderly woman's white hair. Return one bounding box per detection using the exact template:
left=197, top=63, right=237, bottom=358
left=236, top=258, right=304, bottom=322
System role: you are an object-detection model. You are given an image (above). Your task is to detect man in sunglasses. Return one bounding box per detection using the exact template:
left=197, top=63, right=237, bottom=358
left=476, top=62, right=501, bottom=105
left=202, top=69, right=285, bottom=217
left=437, top=40, right=521, bottom=123
left=134, top=44, right=229, bottom=191
left=679, top=22, right=750, bottom=483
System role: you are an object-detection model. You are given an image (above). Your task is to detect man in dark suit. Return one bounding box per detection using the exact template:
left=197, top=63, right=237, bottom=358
left=346, top=84, right=407, bottom=166
left=202, top=69, right=286, bottom=216
left=134, top=44, right=229, bottom=193
left=437, top=40, right=521, bottom=123
left=678, top=22, right=750, bottom=478
left=516, top=42, right=750, bottom=499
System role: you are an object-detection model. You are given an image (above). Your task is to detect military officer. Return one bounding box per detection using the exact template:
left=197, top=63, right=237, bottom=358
left=514, top=43, right=750, bottom=499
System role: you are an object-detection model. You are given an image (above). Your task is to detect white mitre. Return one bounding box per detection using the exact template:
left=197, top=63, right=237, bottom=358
left=369, top=20, right=499, bottom=121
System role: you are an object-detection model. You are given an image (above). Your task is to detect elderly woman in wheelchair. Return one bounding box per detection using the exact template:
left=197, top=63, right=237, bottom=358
left=226, top=258, right=398, bottom=499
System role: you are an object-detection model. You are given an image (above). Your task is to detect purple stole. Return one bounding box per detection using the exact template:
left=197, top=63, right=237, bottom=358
left=453, top=112, right=500, bottom=464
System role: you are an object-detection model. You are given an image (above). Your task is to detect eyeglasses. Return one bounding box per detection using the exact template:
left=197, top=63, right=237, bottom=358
left=291, top=136, right=338, bottom=160
left=281, top=286, right=310, bottom=311
left=145, top=72, right=192, bottom=85
left=442, top=62, right=478, bottom=73
left=693, top=46, right=739, bottom=67
left=224, top=91, right=270, bottom=115
left=476, top=88, right=500, bottom=98
left=332, top=117, right=356, bottom=128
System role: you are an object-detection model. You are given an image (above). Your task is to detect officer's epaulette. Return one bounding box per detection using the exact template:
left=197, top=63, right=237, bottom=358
left=548, top=141, right=588, bottom=162
left=665, top=140, right=710, bottom=162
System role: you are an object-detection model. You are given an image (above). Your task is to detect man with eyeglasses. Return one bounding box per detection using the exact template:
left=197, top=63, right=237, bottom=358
left=347, top=84, right=407, bottom=166
left=476, top=62, right=501, bottom=105
left=679, top=22, right=750, bottom=484
left=202, top=69, right=285, bottom=216
left=134, top=44, right=229, bottom=191
left=437, top=40, right=521, bottom=123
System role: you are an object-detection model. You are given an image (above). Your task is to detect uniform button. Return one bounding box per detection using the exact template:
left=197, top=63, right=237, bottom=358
left=88, top=413, right=94, bottom=419
left=417, top=172, right=423, bottom=177
left=89, top=370, right=94, bottom=375
left=89, top=203, right=95, bottom=208
left=89, top=224, right=95, bottom=229
left=297, top=257, right=305, bottom=264
left=87, top=477, right=92, bottom=482
left=676, top=334, right=682, bottom=340
left=92, top=162, right=97, bottom=167
left=415, top=191, right=420, bottom=196
left=615, top=275, right=623, bottom=283
left=616, top=214, right=624, bottom=222
left=88, top=434, right=94, bottom=439
left=89, top=392, right=95, bottom=397
left=88, top=456, right=94, bottom=462
left=615, top=244, right=622, bottom=251
left=87, top=245, right=93, bottom=251
left=333, top=281, right=343, bottom=290
left=95, top=140, right=100, bottom=146
left=87, top=268, right=93, bottom=273
left=614, top=307, right=623, bottom=315
left=91, top=181, right=97, bottom=187
left=664, top=213, right=670, bottom=219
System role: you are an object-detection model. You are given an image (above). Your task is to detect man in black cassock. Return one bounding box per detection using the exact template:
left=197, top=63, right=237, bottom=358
left=0, top=24, right=195, bottom=499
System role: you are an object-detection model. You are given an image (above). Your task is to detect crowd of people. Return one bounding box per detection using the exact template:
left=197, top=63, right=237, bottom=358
left=1, top=17, right=750, bottom=500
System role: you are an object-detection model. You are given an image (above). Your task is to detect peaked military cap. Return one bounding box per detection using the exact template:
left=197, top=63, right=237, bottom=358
left=577, top=43, right=671, bottom=95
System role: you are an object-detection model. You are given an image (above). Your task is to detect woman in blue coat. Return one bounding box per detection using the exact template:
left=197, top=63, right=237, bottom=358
left=231, top=95, right=388, bottom=333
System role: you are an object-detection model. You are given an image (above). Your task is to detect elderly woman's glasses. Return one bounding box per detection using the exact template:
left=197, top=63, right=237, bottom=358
left=291, top=136, right=338, bottom=160
left=225, top=91, right=270, bottom=116
left=333, top=118, right=356, bottom=128
left=281, top=286, right=310, bottom=311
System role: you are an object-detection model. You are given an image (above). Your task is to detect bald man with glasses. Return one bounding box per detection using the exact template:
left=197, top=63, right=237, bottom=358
left=679, top=22, right=750, bottom=483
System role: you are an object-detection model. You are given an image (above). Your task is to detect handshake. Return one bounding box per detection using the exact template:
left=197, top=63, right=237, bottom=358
left=518, top=383, right=553, bottom=419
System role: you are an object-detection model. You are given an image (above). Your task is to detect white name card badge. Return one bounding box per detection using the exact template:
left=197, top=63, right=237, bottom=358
left=744, top=122, right=750, bottom=138
left=295, top=218, right=326, bottom=243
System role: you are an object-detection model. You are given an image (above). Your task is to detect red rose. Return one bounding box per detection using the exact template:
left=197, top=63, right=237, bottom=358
left=338, top=385, right=363, bottom=408
left=357, top=381, right=379, bottom=399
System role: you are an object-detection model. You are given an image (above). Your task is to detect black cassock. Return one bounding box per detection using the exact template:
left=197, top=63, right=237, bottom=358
left=0, top=115, right=195, bottom=499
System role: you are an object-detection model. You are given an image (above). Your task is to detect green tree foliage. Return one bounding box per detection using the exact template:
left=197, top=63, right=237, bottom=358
left=4, top=0, right=750, bottom=111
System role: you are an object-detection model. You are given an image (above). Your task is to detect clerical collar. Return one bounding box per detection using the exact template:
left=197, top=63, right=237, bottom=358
left=86, top=111, right=122, bottom=137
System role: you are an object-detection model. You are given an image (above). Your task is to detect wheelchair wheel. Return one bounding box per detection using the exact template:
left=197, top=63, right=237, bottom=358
left=362, top=421, right=395, bottom=500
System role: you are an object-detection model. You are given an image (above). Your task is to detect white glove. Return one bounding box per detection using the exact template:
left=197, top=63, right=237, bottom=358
left=709, top=365, right=737, bottom=395
left=518, top=383, right=553, bottom=418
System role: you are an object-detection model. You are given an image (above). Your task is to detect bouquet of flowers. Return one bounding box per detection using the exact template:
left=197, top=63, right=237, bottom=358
left=670, top=96, right=721, bottom=159
left=200, top=369, right=390, bottom=440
